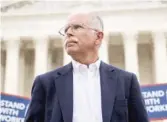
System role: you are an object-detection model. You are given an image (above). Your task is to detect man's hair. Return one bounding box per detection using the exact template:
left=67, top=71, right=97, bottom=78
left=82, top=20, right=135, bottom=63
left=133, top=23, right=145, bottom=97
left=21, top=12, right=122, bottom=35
left=89, top=14, right=104, bottom=32
left=68, top=11, right=104, bottom=32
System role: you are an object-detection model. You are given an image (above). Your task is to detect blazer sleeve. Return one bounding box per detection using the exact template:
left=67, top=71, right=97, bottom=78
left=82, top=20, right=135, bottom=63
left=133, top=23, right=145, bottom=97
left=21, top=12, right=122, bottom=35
left=24, top=75, right=45, bottom=122
left=128, top=73, right=149, bottom=122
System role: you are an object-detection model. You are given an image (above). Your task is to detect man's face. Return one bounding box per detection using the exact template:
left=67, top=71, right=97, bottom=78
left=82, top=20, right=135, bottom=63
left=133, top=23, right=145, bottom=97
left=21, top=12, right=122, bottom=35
left=63, top=14, right=99, bottom=55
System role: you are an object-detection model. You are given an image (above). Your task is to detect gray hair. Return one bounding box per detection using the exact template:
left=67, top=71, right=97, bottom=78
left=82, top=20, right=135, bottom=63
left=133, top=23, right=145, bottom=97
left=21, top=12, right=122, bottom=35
left=68, top=11, right=104, bottom=32
left=89, top=14, right=104, bottom=32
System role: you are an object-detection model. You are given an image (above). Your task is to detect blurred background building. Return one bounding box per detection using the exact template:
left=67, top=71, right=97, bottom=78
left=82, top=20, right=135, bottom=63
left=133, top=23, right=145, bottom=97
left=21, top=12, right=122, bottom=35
left=1, top=1, right=167, bottom=121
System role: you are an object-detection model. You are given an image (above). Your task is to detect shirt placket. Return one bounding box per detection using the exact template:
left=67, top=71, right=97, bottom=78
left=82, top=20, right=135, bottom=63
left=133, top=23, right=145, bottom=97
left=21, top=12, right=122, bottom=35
left=81, top=67, right=93, bottom=121
left=88, top=68, right=97, bottom=122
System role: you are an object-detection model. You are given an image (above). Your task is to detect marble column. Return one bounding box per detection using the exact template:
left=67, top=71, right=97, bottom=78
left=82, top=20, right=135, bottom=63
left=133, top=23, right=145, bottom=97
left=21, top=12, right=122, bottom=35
left=34, top=36, right=49, bottom=77
left=152, top=31, right=167, bottom=83
left=62, top=37, right=72, bottom=65
left=123, top=32, right=140, bottom=80
left=4, top=37, right=20, bottom=95
left=63, top=48, right=72, bottom=65
left=99, top=34, right=109, bottom=63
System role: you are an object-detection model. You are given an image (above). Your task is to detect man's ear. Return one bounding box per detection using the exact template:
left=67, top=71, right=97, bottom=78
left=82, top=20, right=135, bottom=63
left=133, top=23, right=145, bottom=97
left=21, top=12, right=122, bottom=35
left=98, top=32, right=104, bottom=40
left=95, top=32, right=103, bottom=45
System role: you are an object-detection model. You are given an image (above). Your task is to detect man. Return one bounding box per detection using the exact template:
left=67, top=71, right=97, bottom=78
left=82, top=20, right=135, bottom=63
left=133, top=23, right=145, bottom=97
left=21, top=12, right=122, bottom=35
left=25, top=12, right=149, bottom=122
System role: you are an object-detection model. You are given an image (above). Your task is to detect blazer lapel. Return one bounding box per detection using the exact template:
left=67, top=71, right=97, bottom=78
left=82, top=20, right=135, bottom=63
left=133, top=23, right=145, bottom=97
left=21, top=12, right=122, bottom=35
left=54, top=63, right=73, bottom=122
left=100, top=62, right=118, bottom=122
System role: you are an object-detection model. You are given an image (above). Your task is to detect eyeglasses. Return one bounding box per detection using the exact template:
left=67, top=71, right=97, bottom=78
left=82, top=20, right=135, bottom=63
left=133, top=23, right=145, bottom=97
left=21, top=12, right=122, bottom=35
left=58, top=23, right=99, bottom=37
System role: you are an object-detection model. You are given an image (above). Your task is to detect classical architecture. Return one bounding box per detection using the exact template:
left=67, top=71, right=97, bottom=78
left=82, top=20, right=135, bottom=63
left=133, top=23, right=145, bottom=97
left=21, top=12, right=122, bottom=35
left=1, top=1, right=167, bottom=99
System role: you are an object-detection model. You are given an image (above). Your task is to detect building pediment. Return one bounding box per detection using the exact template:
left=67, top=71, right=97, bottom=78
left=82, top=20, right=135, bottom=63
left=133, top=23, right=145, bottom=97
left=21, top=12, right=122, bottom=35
left=1, top=0, right=167, bottom=16
left=1, top=1, right=100, bottom=15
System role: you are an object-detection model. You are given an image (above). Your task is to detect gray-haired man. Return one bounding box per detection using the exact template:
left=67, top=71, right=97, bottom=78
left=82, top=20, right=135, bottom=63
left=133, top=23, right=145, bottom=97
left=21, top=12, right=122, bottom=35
left=25, top=12, right=149, bottom=122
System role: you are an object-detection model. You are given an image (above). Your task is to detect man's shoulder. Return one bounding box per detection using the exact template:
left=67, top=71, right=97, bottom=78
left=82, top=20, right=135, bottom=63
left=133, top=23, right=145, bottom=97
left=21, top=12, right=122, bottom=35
left=105, top=63, right=139, bottom=87
left=105, top=63, right=138, bottom=91
left=104, top=62, right=134, bottom=77
left=36, top=63, right=71, bottom=82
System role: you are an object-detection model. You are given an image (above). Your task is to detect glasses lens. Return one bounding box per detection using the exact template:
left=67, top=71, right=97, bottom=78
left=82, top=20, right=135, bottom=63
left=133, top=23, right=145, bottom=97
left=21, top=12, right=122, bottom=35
left=59, top=24, right=84, bottom=36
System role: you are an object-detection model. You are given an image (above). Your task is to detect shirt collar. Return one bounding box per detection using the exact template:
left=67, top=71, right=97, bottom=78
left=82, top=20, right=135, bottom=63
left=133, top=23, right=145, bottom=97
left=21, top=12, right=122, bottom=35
left=72, top=58, right=101, bottom=72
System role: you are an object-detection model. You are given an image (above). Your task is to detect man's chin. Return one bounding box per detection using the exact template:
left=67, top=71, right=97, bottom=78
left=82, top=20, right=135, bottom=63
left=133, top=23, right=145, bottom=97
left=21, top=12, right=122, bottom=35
left=66, top=48, right=78, bottom=55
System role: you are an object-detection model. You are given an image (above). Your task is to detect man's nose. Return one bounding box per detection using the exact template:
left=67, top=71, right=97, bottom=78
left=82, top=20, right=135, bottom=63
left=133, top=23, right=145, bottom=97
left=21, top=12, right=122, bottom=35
left=66, top=27, right=73, bottom=35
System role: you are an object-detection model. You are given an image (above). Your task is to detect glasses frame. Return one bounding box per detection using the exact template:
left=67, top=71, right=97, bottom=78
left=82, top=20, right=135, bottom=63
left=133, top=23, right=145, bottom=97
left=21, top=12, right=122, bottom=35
left=58, top=23, right=101, bottom=37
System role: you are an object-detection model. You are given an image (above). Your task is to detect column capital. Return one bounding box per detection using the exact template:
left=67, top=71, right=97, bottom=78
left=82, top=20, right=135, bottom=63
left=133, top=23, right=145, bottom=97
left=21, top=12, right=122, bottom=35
left=122, top=31, right=138, bottom=41
left=151, top=30, right=165, bottom=34
left=152, top=31, right=166, bottom=42
left=4, top=36, right=21, bottom=49
left=32, top=35, right=49, bottom=43
left=3, top=36, right=20, bottom=41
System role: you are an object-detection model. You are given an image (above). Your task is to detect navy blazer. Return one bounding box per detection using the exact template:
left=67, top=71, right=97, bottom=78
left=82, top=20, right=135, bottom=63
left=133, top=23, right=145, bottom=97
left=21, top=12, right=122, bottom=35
left=25, top=61, right=149, bottom=122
